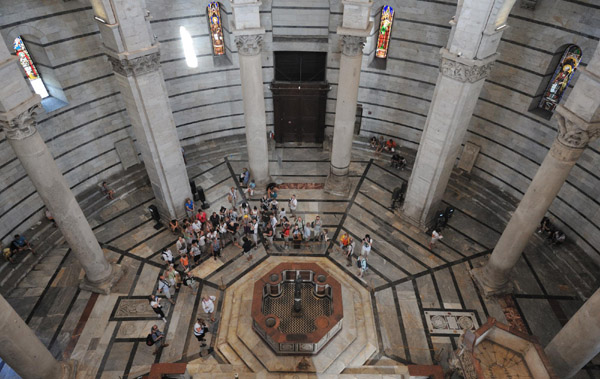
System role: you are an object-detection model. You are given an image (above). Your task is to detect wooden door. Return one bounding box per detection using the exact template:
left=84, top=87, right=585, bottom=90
left=272, top=82, right=329, bottom=143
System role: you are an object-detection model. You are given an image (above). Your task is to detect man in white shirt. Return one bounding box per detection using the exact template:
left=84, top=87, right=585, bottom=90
left=202, top=295, right=216, bottom=322
left=176, top=237, right=187, bottom=256
left=161, top=248, right=173, bottom=265
left=192, top=219, right=202, bottom=236
left=158, top=275, right=176, bottom=304
left=193, top=318, right=208, bottom=347
left=289, top=194, right=297, bottom=218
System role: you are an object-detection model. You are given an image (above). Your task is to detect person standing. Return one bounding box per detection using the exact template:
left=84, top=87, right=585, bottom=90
left=165, top=264, right=180, bottom=290
left=193, top=318, right=209, bottom=347
left=241, top=236, right=254, bottom=261
left=149, top=324, right=169, bottom=355
left=158, top=275, right=176, bottom=305
left=289, top=194, right=297, bottom=219
left=312, top=216, right=322, bottom=241
left=176, top=236, right=188, bottom=257
left=303, top=222, right=312, bottom=249
left=161, top=248, right=174, bottom=266
left=361, top=234, right=372, bottom=260
left=345, top=237, right=355, bottom=267
left=357, top=256, right=368, bottom=278
left=202, top=295, right=217, bottom=322
left=210, top=211, right=220, bottom=228
left=282, top=220, right=291, bottom=250
left=190, top=241, right=201, bottom=266
left=227, top=187, right=238, bottom=206
left=212, top=237, right=221, bottom=261
left=252, top=220, right=259, bottom=250
left=429, top=229, right=443, bottom=250
left=185, top=197, right=195, bottom=219
left=263, top=222, right=274, bottom=251
left=149, top=295, right=167, bottom=322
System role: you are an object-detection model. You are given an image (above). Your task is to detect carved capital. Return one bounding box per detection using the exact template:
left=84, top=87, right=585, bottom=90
left=440, top=56, right=495, bottom=83
left=108, top=52, right=161, bottom=77
left=340, top=35, right=366, bottom=57
left=235, top=35, right=263, bottom=56
left=554, top=105, right=600, bottom=150
left=0, top=105, right=39, bottom=140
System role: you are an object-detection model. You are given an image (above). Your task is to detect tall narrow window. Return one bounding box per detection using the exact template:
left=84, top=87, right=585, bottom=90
left=180, top=26, right=198, bottom=68
left=375, top=6, right=394, bottom=59
left=538, top=45, right=582, bottom=112
left=14, top=36, right=49, bottom=98
left=207, top=2, right=225, bottom=56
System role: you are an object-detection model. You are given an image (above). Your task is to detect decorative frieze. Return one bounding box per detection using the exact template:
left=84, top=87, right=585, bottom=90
left=235, top=35, right=263, bottom=56
left=440, top=56, right=495, bottom=83
left=0, top=105, right=38, bottom=140
left=340, top=35, right=366, bottom=57
left=108, top=52, right=161, bottom=77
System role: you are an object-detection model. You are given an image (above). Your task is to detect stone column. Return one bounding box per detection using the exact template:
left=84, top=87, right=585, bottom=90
left=0, top=294, right=75, bottom=378
left=472, top=45, right=600, bottom=296
left=324, top=36, right=366, bottom=196
left=0, top=36, right=121, bottom=295
left=402, top=0, right=515, bottom=227
left=324, top=0, right=372, bottom=196
left=231, top=0, right=270, bottom=187
left=92, top=0, right=191, bottom=219
left=545, top=288, right=600, bottom=378
left=235, top=34, right=270, bottom=186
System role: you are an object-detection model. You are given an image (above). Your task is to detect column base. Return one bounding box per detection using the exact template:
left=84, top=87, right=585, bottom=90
left=59, top=359, right=78, bottom=379
left=470, top=266, right=513, bottom=298
left=324, top=171, right=351, bottom=197
left=79, top=263, right=125, bottom=295
left=396, top=208, right=432, bottom=232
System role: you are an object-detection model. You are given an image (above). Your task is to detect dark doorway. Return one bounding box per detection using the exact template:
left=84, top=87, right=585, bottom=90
left=272, top=52, right=329, bottom=144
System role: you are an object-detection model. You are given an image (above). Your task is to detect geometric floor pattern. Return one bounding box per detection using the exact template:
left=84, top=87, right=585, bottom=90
left=0, top=144, right=599, bottom=378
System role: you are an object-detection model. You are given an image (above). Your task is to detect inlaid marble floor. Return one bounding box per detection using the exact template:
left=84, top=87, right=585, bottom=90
left=0, top=146, right=599, bottom=378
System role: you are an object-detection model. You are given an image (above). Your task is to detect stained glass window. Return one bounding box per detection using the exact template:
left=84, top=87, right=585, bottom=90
left=538, top=45, right=582, bottom=112
left=207, top=2, right=225, bottom=56
left=375, top=5, right=394, bottom=59
left=14, top=36, right=49, bottom=98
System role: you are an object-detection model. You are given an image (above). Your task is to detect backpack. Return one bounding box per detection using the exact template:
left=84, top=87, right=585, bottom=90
left=356, top=258, right=361, bottom=268
left=146, top=334, right=155, bottom=346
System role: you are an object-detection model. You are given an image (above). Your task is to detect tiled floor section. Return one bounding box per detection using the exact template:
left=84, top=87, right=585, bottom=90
left=0, top=145, right=599, bottom=378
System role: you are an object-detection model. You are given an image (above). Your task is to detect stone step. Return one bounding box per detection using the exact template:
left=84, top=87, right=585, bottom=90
left=342, top=365, right=410, bottom=375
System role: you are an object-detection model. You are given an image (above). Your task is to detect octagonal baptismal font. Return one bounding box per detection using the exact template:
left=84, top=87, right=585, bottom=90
left=252, top=263, right=343, bottom=355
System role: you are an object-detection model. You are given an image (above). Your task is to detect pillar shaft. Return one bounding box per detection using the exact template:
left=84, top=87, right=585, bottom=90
left=324, top=0, right=372, bottom=196
left=94, top=0, right=190, bottom=219
left=403, top=52, right=492, bottom=226
left=475, top=140, right=582, bottom=291
left=0, top=36, right=118, bottom=295
left=236, top=35, right=270, bottom=186
left=0, top=294, right=71, bottom=379
left=402, top=0, right=515, bottom=227
left=472, top=45, right=600, bottom=296
left=325, top=36, right=365, bottom=195
left=545, top=288, right=600, bottom=378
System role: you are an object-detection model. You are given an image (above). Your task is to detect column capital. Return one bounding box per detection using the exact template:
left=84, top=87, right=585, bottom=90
left=107, top=51, right=161, bottom=77
left=439, top=48, right=497, bottom=83
left=0, top=104, right=39, bottom=140
left=554, top=105, right=600, bottom=150
left=340, top=35, right=366, bottom=57
left=235, top=34, right=263, bottom=56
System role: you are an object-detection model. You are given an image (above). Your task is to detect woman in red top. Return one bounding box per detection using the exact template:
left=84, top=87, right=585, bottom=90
left=196, top=210, right=207, bottom=223
left=384, top=139, right=397, bottom=153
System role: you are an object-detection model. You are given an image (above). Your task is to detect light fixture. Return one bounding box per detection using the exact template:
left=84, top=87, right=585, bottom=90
left=180, top=26, right=198, bottom=68
left=94, top=16, right=107, bottom=24
left=495, top=24, right=507, bottom=31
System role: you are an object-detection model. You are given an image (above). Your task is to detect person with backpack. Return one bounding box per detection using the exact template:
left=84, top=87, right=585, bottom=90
left=345, top=237, right=355, bottom=267
left=357, top=256, right=368, bottom=278
left=148, top=295, right=167, bottom=322
left=193, top=318, right=209, bottom=347
left=147, top=324, right=169, bottom=355
left=361, top=235, right=372, bottom=260
left=161, top=248, right=174, bottom=266
left=157, top=275, right=176, bottom=305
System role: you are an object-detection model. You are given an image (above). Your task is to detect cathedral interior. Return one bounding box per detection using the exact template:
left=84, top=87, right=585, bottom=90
left=0, top=0, right=599, bottom=378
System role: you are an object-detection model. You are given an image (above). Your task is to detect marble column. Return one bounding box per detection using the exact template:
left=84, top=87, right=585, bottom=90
left=471, top=45, right=600, bottom=296
left=324, top=36, right=366, bottom=196
left=92, top=0, right=191, bottom=219
left=545, top=288, right=600, bottom=378
left=0, top=294, right=75, bottom=378
left=235, top=34, right=270, bottom=186
left=402, top=0, right=515, bottom=227
left=0, top=36, right=121, bottom=295
left=324, top=0, right=372, bottom=196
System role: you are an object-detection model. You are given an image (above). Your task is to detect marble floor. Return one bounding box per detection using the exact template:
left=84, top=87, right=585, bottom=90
left=0, top=143, right=599, bottom=378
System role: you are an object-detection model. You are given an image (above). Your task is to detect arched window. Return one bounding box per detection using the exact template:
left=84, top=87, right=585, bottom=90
left=538, top=45, right=582, bottom=112
left=14, top=36, right=49, bottom=98
left=375, top=5, right=394, bottom=59
left=207, top=2, right=225, bottom=56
